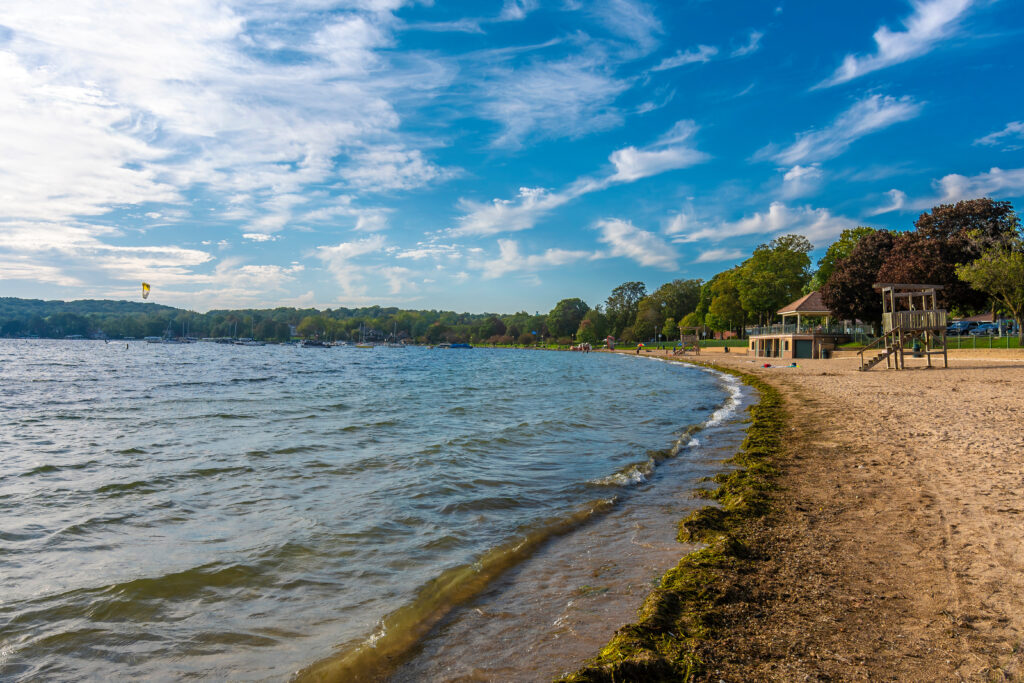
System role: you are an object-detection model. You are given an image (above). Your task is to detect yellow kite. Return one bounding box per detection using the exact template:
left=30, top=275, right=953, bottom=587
left=142, top=282, right=151, bottom=299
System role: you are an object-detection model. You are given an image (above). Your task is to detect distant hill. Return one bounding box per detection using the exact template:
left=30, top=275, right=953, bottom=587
left=0, top=297, right=179, bottom=318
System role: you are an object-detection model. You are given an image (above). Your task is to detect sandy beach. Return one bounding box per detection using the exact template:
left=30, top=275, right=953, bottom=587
left=685, top=351, right=1024, bottom=680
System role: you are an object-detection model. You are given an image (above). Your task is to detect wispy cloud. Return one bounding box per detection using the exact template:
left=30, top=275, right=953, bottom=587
left=451, top=121, right=707, bottom=236
left=589, top=0, right=663, bottom=56
left=868, top=189, right=908, bottom=215
left=695, top=248, right=745, bottom=263
left=0, top=1, right=452, bottom=238
left=781, top=164, right=824, bottom=199
left=607, top=121, right=710, bottom=182
left=818, top=0, right=976, bottom=88
left=674, top=202, right=853, bottom=245
left=595, top=218, right=678, bottom=269
left=759, top=94, right=923, bottom=165
left=930, top=167, right=1024, bottom=206
left=651, top=45, right=718, bottom=71
left=477, top=239, right=593, bottom=279
left=477, top=54, right=629, bottom=149
left=890, top=166, right=1024, bottom=212
left=315, top=234, right=388, bottom=296
left=731, top=30, right=764, bottom=57
left=974, top=121, right=1024, bottom=151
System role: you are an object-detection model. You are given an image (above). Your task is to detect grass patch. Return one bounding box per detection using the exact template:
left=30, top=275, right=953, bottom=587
left=555, top=363, right=784, bottom=683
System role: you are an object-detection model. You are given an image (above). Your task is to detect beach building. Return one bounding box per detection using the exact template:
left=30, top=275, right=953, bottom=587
left=746, top=291, right=864, bottom=360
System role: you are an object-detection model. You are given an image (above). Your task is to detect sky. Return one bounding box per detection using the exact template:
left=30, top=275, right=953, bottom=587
left=1, top=0, right=1022, bottom=314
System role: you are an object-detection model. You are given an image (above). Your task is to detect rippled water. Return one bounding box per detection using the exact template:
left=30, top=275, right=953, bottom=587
left=0, top=340, right=736, bottom=680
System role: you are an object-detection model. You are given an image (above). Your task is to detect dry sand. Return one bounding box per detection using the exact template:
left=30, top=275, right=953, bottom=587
left=684, top=352, right=1024, bottom=681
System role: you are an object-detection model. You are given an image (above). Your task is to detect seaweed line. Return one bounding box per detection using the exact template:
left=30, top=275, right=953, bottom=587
left=556, top=361, right=785, bottom=682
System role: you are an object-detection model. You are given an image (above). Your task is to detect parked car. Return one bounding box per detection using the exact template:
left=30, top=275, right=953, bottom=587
left=946, top=321, right=978, bottom=336
left=969, top=323, right=1000, bottom=336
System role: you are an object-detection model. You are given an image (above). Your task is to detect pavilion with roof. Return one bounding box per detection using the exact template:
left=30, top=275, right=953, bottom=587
left=747, top=291, right=867, bottom=359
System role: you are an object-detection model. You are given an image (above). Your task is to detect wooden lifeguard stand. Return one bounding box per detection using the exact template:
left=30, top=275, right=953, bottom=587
left=858, top=283, right=948, bottom=371
left=674, top=326, right=703, bottom=356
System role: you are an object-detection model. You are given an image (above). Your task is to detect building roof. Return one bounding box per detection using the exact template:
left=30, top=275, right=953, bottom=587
left=777, top=291, right=831, bottom=316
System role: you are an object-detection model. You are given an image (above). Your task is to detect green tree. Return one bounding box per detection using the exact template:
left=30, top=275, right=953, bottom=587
left=576, top=319, right=598, bottom=344
left=581, top=307, right=608, bottom=340
left=808, top=226, right=876, bottom=292
left=661, top=317, right=677, bottom=341
left=647, top=279, right=703, bottom=323
left=546, top=298, right=589, bottom=338
left=821, top=229, right=898, bottom=332
left=604, top=281, right=647, bottom=337
left=735, top=234, right=813, bottom=324
left=957, top=242, right=1024, bottom=343
left=705, top=270, right=745, bottom=334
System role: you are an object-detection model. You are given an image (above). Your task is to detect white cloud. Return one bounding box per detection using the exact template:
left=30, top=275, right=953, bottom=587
left=595, top=218, right=677, bottom=269
left=452, top=121, right=707, bottom=236
left=0, top=0, right=452, bottom=245
left=781, top=164, right=824, bottom=199
left=478, top=55, right=629, bottom=148
left=974, top=121, right=1024, bottom=151
left=452, top=187, right=573, bottom=237
left=869, top=189, right=908, bottom=215
left=695, top=248, right=745, bottom=263
left=930, top=167, right=1024, bottom=206
left=608, top=121, right=709, bottom=182
left=761, top=94, right=923, bottom=165
left=731, top=30, right=763, bottom=57
left=819, top=0, right=976, bottom=87
left=315, top=234, right=387, bottom=295
left=341, top=146, right=452, bottom=192
left=395, top=244, right=461, bottom=260
left=477, top=239, right=593, bottom=279
left=500, top=0, right=539, bottom=21
left=675, top=202, right=853, bottom=245
left=242, top=233, right=279, bottom=242
left=354, top=212, right=390, bottom=232
left=651, top=45, right=718, bottom=71
left=591, top=0, right=662, bottom=55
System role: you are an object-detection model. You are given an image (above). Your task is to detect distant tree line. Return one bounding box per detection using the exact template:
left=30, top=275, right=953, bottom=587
left=3, top=198, right=1021, bottom=344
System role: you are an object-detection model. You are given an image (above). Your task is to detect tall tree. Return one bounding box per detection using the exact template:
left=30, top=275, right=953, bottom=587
left=604, top=281, right=647, bottom=337
left=705, top=269, right=745, bottom=334
left=735, top=234, right=813, bottom=324
left=890, top=198, right=1023, bottom=311
left=647, top=279, right=703, bottom=324
left=957, top=241, right=1024, bottom=343
left=820, top=229, right=898, bottom=330
left=546, top=298, right=589, bottom=338
left=808, top=226, right=876, bottom=292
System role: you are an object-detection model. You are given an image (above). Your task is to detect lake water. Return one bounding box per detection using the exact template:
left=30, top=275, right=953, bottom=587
left=0, top=341, right=749, bottom=680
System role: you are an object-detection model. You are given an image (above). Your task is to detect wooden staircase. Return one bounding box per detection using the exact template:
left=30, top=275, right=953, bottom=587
left=858, top=329, right=899, bottom=371
left=860, top=346, right=895, bottom=371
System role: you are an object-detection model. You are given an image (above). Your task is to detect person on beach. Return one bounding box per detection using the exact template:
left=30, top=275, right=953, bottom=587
left=636, top=342, right=643, bottom=355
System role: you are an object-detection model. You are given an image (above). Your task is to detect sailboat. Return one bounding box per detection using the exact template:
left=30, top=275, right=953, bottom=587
left=386, top=322, right=404, bottom=348
left=355, top=322, right=374, bottom=349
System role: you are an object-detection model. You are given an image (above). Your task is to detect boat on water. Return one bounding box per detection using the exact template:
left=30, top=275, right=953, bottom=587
left=434, top=342, right=473, bottom=349
left=355, top=323, right=374, bottom=348
left=300, top=339, right=329, bottom=348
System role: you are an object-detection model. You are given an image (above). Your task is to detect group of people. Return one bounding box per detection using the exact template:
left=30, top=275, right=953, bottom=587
left=569, top=342, right=592, bottom=352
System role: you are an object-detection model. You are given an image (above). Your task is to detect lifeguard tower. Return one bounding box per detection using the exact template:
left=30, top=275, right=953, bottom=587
left=858, top=283, right=948, bottom=371
left=673, top=326, right=702, bottom=356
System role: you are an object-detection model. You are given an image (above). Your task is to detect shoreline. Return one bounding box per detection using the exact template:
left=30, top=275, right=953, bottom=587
left=563, top=352, right=1024, bottom=681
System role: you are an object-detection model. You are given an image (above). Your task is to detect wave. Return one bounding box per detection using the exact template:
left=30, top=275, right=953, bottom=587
left=293, top=498, right=617, bottom=683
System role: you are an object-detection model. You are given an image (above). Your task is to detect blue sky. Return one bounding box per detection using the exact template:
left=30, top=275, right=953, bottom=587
left=1, top=0, right=1022, bottom=313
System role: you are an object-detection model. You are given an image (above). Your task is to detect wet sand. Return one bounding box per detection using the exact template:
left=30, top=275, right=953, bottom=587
left=694, top=352, right=1024, bottom=680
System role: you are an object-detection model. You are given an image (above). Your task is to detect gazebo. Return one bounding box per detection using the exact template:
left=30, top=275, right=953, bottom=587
left=778, top=291, right=832, bottom=330
left=747, top=291, right=864, bottom=360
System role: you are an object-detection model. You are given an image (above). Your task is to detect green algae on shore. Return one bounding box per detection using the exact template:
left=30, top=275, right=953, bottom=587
left=556, top=364, right=784, bottom=683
